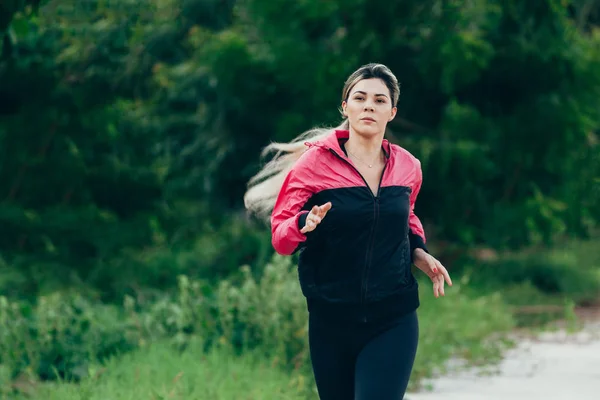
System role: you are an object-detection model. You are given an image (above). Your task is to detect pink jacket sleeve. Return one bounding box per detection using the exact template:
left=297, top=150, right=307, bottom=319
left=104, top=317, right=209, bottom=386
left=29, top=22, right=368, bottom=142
left=270, top=165, right=315, bottom=255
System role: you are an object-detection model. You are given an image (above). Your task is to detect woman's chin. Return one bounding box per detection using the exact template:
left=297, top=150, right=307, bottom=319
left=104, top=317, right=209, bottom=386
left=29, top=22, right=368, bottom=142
left=352, top=125, right=384, bottom=138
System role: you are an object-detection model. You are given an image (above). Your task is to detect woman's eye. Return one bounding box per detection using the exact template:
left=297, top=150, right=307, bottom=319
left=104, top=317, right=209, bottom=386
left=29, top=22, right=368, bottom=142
left=353, top=96, right=386, bottom=103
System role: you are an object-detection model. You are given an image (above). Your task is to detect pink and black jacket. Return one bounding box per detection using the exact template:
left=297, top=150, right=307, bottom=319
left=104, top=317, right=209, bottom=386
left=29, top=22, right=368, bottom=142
left=271, top=129, right=428, bottom=322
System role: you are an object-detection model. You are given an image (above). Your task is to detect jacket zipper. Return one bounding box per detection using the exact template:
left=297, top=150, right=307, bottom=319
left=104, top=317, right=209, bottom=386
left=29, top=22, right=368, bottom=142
left=362, top=166, right=386, bottom=308
left=328, top=148, right=387, bottom=320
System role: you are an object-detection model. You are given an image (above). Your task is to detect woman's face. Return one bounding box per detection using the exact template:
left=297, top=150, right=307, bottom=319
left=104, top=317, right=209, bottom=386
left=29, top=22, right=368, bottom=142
left=341, top=78, right=397, bottom=138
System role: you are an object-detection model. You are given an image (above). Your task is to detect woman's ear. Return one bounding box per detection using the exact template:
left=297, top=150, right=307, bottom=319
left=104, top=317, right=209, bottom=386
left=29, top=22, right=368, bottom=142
left=389, top=106, right=397, bottom=121
left=341, top=101, right=347, bottom=117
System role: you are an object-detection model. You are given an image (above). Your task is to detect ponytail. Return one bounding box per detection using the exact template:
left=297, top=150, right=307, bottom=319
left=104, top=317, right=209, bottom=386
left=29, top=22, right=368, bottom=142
left=244, top=120, right=349, bottom=221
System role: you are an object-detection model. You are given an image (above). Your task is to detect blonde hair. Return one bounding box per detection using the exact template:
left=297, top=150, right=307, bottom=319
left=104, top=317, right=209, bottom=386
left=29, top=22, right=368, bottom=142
left=243, top=63, right=400, bottom=220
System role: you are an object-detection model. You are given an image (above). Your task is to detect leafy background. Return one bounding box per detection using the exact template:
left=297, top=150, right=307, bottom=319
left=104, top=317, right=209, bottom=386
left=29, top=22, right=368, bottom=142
left=0, top=0, right=599, bottom=398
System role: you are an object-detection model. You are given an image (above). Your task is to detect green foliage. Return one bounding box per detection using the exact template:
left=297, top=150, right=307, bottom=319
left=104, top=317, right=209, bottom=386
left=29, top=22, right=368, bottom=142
left=413, top=282, right=515, bottom=386
left=462, top=238, right=600, bottom=305
left=0, top=292, right=132, bottom=383
left=123, top=255, right=310, bottom=370
left=0, top=0, right=45, bottom=59
left=0, top=253, right=516, bottom=396
left=86, top=213, right=272, bottom=301
left=0, top=1, right=598, bottom=394
left=235, top=0, right=600, bottom=248
left=7, top=339, right=308, bottom=400
left=0, top=0, right=599, bottom=301
left=212, top=256, right=310, bottom=368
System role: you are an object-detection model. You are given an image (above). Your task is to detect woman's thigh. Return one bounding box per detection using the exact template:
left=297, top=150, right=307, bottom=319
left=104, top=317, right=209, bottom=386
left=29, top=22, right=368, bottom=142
left=354, top=311, right=419, bottom=400
left=308, top=314, right=356, bottom=400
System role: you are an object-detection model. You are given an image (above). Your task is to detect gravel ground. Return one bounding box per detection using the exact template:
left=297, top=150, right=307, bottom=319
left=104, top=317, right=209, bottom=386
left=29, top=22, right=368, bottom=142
left=406, top=308, right=600, bottom=400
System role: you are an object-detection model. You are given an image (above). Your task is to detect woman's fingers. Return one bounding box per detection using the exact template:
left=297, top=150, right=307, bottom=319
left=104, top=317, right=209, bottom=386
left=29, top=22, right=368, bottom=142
left=414, top=252, right=452, bottom=299
left=317, top=202, right=332, bottom=218
left=300, top=223, right=312, bottom=234
left=426, top=256, right=438, bottom=278
left=435, top=260, right=453, bottom=287
left=433, top=275, right=444, bottom=298
left=300, top=216, right=318, bottom=233
left=310, top=215, right=322, bottom=224
left=300, top=203, right=331, bottom=233
left=431, top=261, right=450, bottom=298
left=300, top=213, right=316, bottom=233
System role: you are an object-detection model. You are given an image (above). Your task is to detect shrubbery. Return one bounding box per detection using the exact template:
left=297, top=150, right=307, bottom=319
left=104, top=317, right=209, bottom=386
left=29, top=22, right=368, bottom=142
left=3, top=238, right=597, bottom=396
left=1, top=253, right=519, bottom=396
left=0, top=292, right=132, bottom=383
left=461, top=239, right=600, bottom=305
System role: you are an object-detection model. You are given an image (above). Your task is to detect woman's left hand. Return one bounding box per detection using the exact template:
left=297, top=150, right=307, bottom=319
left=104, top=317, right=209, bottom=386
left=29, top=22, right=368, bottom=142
left=413, top=248, right=453, bottom=298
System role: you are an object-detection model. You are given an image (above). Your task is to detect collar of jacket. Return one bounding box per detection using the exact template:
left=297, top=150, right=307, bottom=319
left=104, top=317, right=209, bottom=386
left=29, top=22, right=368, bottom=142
left=305, top=129, right=392, bottom=160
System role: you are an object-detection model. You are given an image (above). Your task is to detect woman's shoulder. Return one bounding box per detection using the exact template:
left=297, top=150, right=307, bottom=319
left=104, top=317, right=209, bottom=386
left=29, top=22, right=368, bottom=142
left=387, top=143, right=424, bottom=190
left=389, top=142, right=422, bottom=169
left=288, top=142, right=327, bottom=177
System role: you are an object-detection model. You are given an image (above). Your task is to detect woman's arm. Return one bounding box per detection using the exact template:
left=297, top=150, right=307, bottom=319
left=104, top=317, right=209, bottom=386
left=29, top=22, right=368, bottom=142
left=408, top=161, right=453, bottom=297
left=408, top=162, right=428, bottom=260
left=271, top=167, right=315, bottom=255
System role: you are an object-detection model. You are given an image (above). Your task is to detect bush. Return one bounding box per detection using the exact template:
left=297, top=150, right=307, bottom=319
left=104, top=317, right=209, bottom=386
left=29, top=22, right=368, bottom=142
left=213, top=256, right=309, bottom=369
left=0, top=292, right=133, bottom=383
left=1, top=253, right=516, bottom=396
left=125, top=254, right=515, bottom=391
left=122, top=275, right=213, bottom=348
left=90, top=214, right=273, bottom=303
left=462, top=238, right=600, bottom=306
left=123, top=254, right=310, bottom=370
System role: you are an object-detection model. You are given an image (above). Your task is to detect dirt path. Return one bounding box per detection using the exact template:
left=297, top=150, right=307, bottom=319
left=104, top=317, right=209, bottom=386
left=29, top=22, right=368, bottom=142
left=406, top=308, right=600, bottom=400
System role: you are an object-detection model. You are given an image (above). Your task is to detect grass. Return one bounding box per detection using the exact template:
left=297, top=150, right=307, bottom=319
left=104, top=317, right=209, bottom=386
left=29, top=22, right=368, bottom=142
left=7, top=236, right=598, bottom=398
left=458, top=237, right=600, bottom=328
left=6, top=340, right=309, bottom=400
left=409, top=278, right=515, bottom=389
left=2, top=278, right=516, bottom=399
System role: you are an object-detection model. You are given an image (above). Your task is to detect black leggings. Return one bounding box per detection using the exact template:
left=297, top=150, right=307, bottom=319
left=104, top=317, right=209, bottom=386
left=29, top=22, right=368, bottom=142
left=308, top=310, right=419, bottom=400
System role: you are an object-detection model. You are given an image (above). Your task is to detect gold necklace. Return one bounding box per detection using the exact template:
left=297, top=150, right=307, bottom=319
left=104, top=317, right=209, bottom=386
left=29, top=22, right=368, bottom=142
left=346, top=147, right=382, bottom=168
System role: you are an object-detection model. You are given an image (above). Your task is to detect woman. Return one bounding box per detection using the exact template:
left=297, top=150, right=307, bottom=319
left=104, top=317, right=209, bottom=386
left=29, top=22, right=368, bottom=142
left=244, top=63, right=452, bottom=399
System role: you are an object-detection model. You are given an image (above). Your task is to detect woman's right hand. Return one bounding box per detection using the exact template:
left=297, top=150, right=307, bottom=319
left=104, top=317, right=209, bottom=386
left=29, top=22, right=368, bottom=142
left=300, top=202, right=332, bottom=233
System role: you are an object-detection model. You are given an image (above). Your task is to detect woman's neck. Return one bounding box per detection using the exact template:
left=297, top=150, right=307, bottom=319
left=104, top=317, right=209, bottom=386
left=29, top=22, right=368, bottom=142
left=344, top=129, right=384, bottom=160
